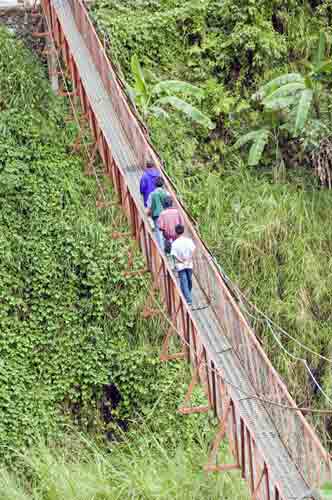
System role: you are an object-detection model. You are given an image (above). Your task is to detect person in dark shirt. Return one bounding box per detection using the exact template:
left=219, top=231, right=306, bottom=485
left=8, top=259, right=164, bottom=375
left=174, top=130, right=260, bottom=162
left=139, top=160, right=160, bottom=207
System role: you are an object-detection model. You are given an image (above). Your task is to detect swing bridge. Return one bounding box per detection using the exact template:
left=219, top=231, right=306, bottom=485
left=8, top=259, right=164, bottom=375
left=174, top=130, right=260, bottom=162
left=25, top=0, right=332, bottom=498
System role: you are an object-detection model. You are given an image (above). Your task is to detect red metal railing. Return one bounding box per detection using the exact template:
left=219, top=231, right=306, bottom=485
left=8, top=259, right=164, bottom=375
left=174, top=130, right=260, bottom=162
left=41, top=0, right=331, bottom=497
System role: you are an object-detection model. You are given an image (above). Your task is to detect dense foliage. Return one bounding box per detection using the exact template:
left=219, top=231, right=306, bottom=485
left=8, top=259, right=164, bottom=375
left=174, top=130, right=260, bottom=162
left=92, top=0, right=332, bottom=415
left=0, top=28, right=215, bottom=467
left=0, top=25, right=248, bottom=499
left=1, top=0, right=332, bottom=493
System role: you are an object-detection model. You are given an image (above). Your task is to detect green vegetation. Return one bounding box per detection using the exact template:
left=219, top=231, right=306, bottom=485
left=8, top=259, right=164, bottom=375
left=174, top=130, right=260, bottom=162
left=0, top=26, right=248, bottom=499
left=129, top=54, right=213, bottom=128
left=0, top=26, right=156, bottom=454
left=319, top=481, right=332, bottom=500
left=92, top=0, right=332, bottom=417
left=0, top=432, right=245, bottom=500
left=2, top=0, right=332, bottom=493
left=235, top=31, right=332, bottom=166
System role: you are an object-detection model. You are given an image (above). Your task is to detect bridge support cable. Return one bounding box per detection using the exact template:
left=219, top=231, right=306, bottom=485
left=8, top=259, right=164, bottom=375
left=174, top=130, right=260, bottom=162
left=39, top=0, right=331, bottom=498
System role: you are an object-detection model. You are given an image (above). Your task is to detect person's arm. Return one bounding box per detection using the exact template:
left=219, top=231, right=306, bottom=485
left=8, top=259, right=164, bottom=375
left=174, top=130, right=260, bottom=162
left=171, top=245, right=185, bottom=264
left=146, top=193, right=153, bottom=216
left=140, top=175, right=146, bottom=196
left=158, top=214, right=165, bottom=234
left=172, top=253, right=185, bottom=264
left=176, top=241, right=196, bottom=266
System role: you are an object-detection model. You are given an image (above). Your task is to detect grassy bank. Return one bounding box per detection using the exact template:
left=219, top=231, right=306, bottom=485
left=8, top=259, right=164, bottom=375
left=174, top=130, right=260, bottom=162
left=92, top=0, right=332, bottom=414
left=0, top=432, right=246, bottom=499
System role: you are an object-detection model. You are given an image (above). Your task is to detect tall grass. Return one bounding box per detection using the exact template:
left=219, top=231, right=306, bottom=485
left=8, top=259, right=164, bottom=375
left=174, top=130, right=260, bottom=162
left=0, top=432, right=248, bottom=500
left=180, top=166, right=332, bottom=403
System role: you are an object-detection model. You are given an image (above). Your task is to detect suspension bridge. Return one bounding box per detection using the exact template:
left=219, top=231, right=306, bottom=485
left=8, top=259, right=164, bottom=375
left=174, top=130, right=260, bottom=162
left=30, top=1, right=332, bottom=498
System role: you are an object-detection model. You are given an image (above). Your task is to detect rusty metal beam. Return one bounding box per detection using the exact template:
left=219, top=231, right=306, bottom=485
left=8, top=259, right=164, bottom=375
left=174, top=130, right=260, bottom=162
left=178, top=350, right=210, bottom=415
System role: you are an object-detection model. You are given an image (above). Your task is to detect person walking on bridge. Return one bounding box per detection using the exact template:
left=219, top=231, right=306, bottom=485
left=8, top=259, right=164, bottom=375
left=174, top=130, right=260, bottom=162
left=147, top=177, right=168, bottom=249
left=171, top=224, right=195, bottom=306
left=140, top=160, right=159, bottom=207
left=158, top=196, right=183, bottom=254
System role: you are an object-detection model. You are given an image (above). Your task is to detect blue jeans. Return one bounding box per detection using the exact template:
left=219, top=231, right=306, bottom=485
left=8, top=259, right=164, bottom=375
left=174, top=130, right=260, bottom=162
left=178, top=269, right=193, bottom=305
left=153, top=216, right=164, bottom=251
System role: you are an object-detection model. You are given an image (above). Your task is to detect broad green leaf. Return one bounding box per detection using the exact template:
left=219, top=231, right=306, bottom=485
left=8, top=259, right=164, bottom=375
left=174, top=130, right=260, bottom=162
left=152, top=80, right=204, bottom=98
left=263, top=96, right=297, bottom=111
left=130, top=54, right=148, bottom=99
left=157, top=96, right=214, bottom=129
left=294, top=88, right=313, bottom=135
left=315, top=31, right=326, bottom=69
left=262, top=81, right=305, bottom=104
left=143, top=68, right=157, bottom=83
left=316, top=61, right=332, bottom=75
left=254, top=73, right=304, bottom=101
left=149, top=105, right=170, bottom=119
left=233, top=130, right=266, bottom=149
left=248, top=131, right=270, bottom=166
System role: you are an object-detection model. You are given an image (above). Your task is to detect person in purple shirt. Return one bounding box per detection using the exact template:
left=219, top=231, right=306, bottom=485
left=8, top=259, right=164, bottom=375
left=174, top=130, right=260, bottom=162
left=140, top=160, right=160, bottom=207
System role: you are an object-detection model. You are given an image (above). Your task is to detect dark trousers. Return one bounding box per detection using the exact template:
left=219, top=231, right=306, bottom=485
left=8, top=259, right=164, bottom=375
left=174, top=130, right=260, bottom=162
left=178, top=268, right=193, bottom=305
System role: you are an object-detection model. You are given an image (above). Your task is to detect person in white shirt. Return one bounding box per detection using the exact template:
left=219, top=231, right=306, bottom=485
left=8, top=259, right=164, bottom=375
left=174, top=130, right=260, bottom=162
left=171, top=224, right=196, bottom=305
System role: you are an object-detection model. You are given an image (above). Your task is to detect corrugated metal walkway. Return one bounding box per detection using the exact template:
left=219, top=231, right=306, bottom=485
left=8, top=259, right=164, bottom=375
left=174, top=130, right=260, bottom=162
left=54, top=1, right=310, bottom=498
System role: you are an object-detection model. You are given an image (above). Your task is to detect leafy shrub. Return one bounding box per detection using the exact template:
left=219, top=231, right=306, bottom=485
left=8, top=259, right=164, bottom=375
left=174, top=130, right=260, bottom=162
left=0, top=28, right=205, bottom=460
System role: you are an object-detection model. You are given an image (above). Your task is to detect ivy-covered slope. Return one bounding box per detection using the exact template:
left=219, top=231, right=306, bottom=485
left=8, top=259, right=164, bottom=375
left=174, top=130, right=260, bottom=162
left=0, top=31, right=250, bottom=500
left=92, top=0, right=332, bottom=411
left=0, top=27, right=143, bottom=453
left=0, top=28, right=209, bottom=459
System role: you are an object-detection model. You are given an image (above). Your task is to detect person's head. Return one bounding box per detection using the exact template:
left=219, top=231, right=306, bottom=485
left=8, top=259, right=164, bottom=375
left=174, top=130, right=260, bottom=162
left=146, top=161, right=155, bottom=169
left=156, top=176, right=164, bottom=188
left=163, top=196, right=173, bottom=209
left=175, top=224, right=185, bottom=237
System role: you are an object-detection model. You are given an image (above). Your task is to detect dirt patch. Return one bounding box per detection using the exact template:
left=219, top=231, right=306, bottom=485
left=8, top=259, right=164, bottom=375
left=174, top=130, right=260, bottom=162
left=0, top=9, right=46, bottom=57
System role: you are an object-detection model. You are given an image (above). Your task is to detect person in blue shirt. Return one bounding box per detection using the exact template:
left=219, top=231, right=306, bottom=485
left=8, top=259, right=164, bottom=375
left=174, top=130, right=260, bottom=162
left=140, top=160, right=160, bottom=207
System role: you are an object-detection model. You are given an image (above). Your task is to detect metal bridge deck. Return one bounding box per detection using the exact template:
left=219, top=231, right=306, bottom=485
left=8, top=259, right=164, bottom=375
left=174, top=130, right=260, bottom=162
left=54, top=2, right=310, bottom=498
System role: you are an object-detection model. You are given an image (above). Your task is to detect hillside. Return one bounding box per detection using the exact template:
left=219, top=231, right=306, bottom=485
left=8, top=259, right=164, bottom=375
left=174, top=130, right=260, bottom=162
left=92, top=0, right=332, bottom=421
left=0, top=25, right=248, bottom=499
